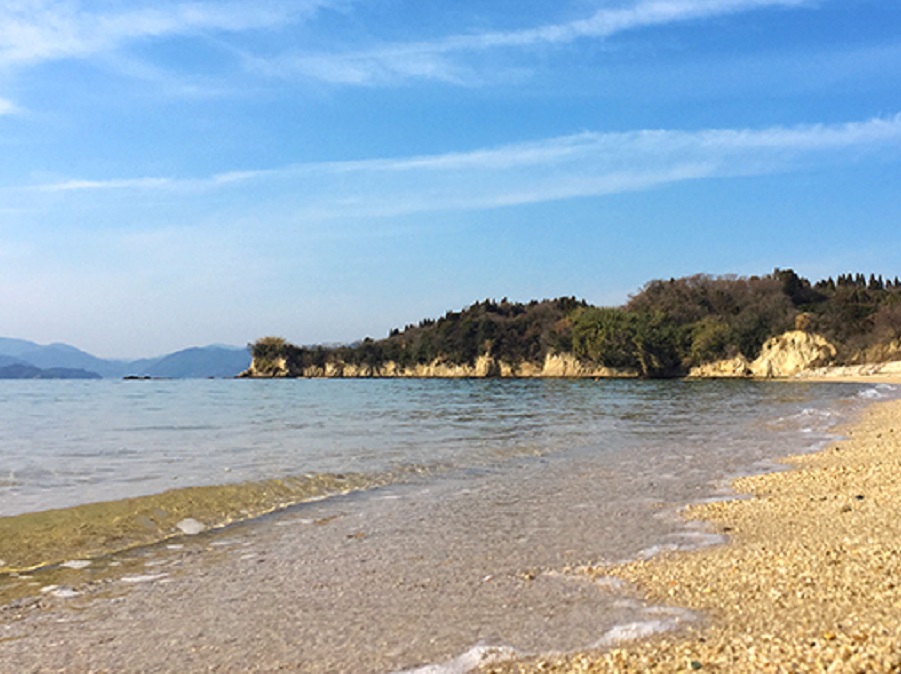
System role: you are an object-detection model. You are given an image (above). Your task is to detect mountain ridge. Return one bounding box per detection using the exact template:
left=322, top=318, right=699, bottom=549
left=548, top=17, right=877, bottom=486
left=0, top=340, right=250, bottom=379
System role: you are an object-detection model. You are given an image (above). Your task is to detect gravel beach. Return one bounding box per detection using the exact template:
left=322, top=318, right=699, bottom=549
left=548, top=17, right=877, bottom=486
left=489, top=395, right=901, bottom=673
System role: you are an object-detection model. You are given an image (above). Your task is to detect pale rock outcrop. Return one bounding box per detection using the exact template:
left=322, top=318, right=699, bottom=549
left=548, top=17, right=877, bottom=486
left=688, top=355, right=753, bottom=378
left=538, top=353, right=635, bottom=378
left=240, top=352, right=637, bottom=378
left=241, top=356, right=289, bottom=378
left=473, top=354, right=501, bottom=377
left=239, top=332, right=839, bottom=380
left=853, top=339, right=901, bottom=365
left=749, top=330, right=836, bottom=378
left=687, top=331, right=837, bottom=379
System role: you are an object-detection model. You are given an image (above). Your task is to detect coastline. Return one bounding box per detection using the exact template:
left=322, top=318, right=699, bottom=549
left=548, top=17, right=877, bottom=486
left=488, top=394, right=901, bottom=672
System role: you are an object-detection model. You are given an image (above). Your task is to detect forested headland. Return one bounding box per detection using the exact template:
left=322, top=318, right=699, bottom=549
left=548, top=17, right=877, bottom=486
left=246, top=269, right=901, bottom=379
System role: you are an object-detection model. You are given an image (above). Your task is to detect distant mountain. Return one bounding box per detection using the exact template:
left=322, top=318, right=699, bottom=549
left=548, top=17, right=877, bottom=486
left=16, top=342, right=130, bottom=378
left=0, top=363, right=102, bottom=380
left=0, top=339, right=251, bottom=379
left=141, top=346, right=251, bottom=379
left=0, top=354, right=25, bottom=368
left=0, top=337, right=44, bottom=358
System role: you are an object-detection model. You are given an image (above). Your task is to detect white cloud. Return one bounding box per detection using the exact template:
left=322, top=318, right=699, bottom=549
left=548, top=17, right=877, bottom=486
left=0, top=0, right=816, bottom=88
left=0, top=0, right=337, bottom=67
left=18, top=115, right=901, bottom=217
left=35, top=176, right=174, bottom=191
left=0, top=97, right=18, bottom=114
left=260, top=0, right=811, bottom=85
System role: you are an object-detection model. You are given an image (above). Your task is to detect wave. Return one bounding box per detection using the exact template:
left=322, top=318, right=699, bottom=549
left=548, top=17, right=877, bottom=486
left=857, top=383, right=899, bottom=400
left=0, top=471, right=393, bottom=575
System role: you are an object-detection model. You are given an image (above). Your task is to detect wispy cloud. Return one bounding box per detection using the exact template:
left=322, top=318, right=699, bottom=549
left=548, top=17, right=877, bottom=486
left=0, top=0, right=815, bottom=89
left=18, top=115, right=901, bottom=218
left=257, top=0, right=812, bottom=85
left=0, top=97, right=18, bottom=114
left=0, top=0, right=335, bottom=67
left=37, top=177, right=174, bottom=192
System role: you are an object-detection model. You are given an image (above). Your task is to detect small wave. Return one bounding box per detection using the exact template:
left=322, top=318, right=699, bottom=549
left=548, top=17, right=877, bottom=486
left=39, top=584, right=80, bottom=599
left=0, top=471, right=393, bottom=574
left=395, top=644, right=517, bottom=674
left=769, top=406, right=838, bottom=434
left=592, top=606, right=696, bottom=649
left=593, top=620, right=672, bottom=646
left=120, top=573, right=168, bottom=584
left=858, top=384, right=898, bottom=400
left=791, top=407, right=836, bottom=421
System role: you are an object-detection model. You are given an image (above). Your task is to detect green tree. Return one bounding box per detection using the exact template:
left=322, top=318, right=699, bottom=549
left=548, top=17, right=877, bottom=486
left=571, top=307, right=637, bottom=369
left=689, top=317, right=734, bottom=365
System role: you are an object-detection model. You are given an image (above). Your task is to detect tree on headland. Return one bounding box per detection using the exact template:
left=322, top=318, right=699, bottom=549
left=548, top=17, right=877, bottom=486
left=248, top=336, right=288, bottom=375
left=250, top=268, right=901, bottom=378
left=250, top=336, right=286, bottom=360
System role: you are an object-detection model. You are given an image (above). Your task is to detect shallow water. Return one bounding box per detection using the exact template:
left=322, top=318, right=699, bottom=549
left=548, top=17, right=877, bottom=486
left=0, top=378, right=897, bottom=671
left=0, top=379, right=891, bottom=566
left=1, top=378, right=885, bottom=517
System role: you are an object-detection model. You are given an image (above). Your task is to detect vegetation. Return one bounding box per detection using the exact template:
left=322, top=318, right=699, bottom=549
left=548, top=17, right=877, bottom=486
left=249, top=269, right=901, bottom=378
left=249, top=336, right=289, bottom=376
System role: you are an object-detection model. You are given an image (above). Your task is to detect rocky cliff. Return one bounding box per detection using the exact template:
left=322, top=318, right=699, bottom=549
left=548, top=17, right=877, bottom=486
left=688, top=330, right=837, bottom=379
left=242, top=330, right=846, bottom=380
left=240, top=352, right=637, bottom=379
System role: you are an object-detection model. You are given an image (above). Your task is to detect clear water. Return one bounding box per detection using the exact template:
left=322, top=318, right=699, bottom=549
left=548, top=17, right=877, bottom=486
left=0, top=378, right=897, bottom=672
left=0, top=378, right=893, bottom=518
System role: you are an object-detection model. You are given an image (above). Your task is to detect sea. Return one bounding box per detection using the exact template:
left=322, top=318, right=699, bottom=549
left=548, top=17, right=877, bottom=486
left=0, top=377, right=896, bottom=671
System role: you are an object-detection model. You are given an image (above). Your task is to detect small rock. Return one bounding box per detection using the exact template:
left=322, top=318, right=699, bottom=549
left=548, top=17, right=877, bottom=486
left=176, top=518, right=206, bottom=535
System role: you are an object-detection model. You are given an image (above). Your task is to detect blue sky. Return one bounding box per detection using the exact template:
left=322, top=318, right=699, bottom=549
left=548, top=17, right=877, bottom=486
left=1, top=0, right=900, bottom=358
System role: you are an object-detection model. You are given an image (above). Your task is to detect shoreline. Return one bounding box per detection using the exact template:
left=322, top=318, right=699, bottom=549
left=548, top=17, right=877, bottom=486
left=487, top=395, right=901, bottom=672
left=1, top=380, right=895, bottom=672
left=790, top=360, right=901, bottom=385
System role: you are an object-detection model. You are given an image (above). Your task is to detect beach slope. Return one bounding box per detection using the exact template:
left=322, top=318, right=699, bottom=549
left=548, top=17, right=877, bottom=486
left=490, top=397, right=901, bottom=673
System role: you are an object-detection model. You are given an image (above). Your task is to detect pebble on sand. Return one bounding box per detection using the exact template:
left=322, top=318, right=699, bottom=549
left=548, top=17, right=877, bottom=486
left=176, top=518, right=206, bottom=535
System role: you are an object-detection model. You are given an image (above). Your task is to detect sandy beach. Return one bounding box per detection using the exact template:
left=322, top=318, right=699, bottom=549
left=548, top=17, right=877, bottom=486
left=791, top=361, right=901, bottom=385
left=488, top=394, right=901, bottom=673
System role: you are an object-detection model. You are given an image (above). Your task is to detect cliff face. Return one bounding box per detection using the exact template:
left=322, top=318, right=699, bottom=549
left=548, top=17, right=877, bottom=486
left=688, top=330, right=837, bottom=379
left=749, top=330, right=837, bottom=378
left=687, top=355, right=753, bottom=378
left=242, top=330, right=844, bottom=380
left=240, top=352, right=637, bottom=379
left=242, top=355, right=290, bottom=378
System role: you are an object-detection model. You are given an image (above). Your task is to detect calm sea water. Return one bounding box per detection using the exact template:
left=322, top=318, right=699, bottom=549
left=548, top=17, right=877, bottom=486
left=0, top=377, right=892, bottom=519
left=1, top=378, right=898, bottom=672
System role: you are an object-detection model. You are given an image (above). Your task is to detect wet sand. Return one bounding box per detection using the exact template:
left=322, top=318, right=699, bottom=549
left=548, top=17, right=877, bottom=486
left=490, top=397, right=901, bottom=672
